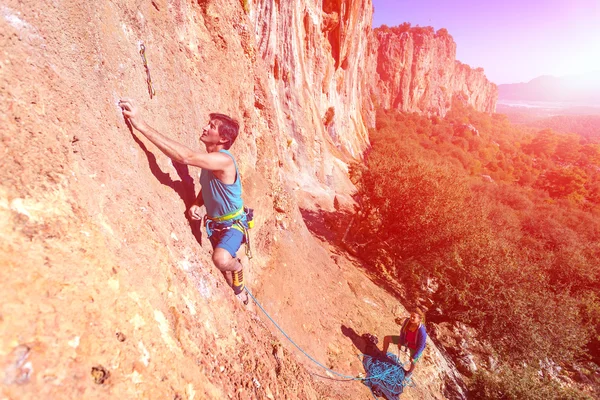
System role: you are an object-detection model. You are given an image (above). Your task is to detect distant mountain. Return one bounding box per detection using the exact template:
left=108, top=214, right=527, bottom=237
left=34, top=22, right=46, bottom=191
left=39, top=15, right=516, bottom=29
left=498, top=71, right=600, bottom=104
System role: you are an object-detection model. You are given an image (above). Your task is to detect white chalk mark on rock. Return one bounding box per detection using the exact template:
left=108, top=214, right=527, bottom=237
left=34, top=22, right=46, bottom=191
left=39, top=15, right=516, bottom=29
left=138, top=341, right=150, bottom=366
left=68, top=336, right=80, bottom=348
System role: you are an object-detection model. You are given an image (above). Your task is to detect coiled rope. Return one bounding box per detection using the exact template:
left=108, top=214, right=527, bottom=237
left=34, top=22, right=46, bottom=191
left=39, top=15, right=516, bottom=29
left=245, top=287, right=412, bottom=398
left=360, top=353, right=413, bottom=399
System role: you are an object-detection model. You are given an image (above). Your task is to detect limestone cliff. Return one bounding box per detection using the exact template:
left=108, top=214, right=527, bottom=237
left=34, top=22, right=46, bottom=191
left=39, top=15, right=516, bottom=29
left=252, top=0, right=374, bottom=201
left=374, top=26, right=497, bottom=116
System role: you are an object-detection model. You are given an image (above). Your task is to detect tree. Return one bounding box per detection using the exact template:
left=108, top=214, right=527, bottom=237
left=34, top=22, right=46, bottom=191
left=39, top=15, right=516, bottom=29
left=580, top=143, right=600, bottom=167
left=554, top=134, right=582, bottom=164
left=525, top=129, right=560, bottom=158
left=535, top=166, right=588, bottom=202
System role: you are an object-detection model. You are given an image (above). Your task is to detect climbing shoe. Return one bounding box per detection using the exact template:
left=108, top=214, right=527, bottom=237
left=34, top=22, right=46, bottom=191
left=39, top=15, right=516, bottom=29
left=232, top=268, right=245, bottom=294
left=232, top=268, right=249, bottom=305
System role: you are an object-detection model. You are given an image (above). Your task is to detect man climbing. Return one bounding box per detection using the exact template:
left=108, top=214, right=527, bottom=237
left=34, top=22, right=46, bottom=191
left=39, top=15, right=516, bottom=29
left=119, top=98, right=249, bottom=303
left=382, top=308, right=427, bottom=379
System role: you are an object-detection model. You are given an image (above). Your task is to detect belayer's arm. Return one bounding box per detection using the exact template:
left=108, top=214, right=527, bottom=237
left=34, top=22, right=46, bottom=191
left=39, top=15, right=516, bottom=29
left=413, top=326, right=427, bottom=359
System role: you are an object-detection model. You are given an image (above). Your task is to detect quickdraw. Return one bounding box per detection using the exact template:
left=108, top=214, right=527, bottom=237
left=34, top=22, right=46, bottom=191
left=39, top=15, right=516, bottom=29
left=139, top=43, right=156, bottom=98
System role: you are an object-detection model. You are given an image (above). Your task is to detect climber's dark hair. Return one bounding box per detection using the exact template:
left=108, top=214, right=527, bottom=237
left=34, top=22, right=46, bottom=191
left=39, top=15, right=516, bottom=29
left=210, top=113, right=239, bottom=150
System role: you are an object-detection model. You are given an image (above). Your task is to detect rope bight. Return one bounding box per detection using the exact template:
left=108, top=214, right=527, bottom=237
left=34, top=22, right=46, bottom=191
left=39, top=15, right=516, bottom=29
left=244, top=288, right=413, bottom=399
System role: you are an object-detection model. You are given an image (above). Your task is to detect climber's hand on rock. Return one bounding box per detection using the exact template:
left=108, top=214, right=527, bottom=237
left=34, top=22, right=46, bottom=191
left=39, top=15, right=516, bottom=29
left=188, top=204, right=204, bottom=220
left=394, top=317, right=403, bottom=325
left=119, top=98, right=146, bottom=131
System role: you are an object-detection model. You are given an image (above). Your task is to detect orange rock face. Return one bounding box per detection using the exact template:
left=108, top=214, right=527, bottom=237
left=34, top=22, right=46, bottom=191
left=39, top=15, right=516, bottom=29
left=374, top=27, right=497, bottom=116
left=252, top=0, right=374, bottom=197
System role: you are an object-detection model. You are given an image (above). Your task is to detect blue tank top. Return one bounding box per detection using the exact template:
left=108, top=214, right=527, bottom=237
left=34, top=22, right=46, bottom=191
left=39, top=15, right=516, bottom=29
left=199, top=150, right=243, bottom=218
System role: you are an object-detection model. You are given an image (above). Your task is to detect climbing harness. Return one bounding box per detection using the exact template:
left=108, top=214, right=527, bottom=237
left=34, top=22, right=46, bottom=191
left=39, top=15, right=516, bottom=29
left=245, top=287, right=413, bottom=398
left=139, top=43, right=156, bottom=98
left=208, top=206, right=245, bottom=222
left=204, top=206, right=254, bottom=259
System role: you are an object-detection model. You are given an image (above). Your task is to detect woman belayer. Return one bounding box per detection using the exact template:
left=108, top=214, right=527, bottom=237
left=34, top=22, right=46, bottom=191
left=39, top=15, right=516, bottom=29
left=382, top=308, right=427, bottom=379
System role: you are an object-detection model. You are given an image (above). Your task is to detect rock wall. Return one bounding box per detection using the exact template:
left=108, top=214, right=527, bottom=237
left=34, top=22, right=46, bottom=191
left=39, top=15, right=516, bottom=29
left=252, top=0, right=374, bottom=202
left=374, top=26, right=497, bottom=116
left=0, top=0, right=381, bottom=398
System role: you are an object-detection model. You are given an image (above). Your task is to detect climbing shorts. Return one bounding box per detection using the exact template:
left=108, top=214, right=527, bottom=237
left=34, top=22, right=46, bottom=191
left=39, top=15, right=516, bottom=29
left=390, top=337, right=421, bottom=363
left=209, top=227, right=244, bottom=258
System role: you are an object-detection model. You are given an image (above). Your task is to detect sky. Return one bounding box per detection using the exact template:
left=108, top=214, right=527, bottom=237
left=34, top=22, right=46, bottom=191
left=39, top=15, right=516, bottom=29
left=371, top=0, right=600, bottom=84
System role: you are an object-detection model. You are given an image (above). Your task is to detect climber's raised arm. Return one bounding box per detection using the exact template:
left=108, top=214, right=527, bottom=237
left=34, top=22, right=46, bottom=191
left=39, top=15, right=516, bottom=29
left=118, top=98, right=233, bottom=174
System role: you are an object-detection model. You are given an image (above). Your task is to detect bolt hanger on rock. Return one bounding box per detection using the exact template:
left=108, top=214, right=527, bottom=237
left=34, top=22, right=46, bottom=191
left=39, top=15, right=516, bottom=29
left=139, top=43, right=156, bottom=98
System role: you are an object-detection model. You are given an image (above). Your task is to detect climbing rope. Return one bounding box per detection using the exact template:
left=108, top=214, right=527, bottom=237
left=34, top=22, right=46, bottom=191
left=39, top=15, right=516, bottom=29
left=244, top=287, right=413, bottom=398
left=245, top=287, right=360, bottom=380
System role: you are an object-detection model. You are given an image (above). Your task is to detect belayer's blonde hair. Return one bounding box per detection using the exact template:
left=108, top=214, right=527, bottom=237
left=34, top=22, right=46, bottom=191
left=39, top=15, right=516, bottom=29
left=412, top=307, right=426, bottom=324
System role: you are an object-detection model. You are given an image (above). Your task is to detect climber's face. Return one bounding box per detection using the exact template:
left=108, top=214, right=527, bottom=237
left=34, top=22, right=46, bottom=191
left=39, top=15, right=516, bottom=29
left=201, top=119, right=225, bottom=146
left=409, top=312, right=421, bottom=325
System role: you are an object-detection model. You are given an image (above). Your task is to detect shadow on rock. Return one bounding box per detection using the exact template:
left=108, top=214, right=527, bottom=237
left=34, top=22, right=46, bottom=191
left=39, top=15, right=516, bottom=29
left=341, top=325, right=386, bottom=359
left=342, top=325, right=406, bottom=399
left=301, top=208, right=413, bottom=309
left=299, top=208, right=346, bottom=244
left=127, top=121, right=203, bottom=245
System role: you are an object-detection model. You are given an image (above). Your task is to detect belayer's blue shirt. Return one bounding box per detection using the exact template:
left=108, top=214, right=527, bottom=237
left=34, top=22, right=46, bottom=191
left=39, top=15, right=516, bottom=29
left=199, top=149, right=243, bottom=218
left=399, top=319, right=427, bottom=360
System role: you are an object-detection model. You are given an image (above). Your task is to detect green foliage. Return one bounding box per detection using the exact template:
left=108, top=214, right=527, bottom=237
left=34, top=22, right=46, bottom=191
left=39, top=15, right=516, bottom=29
left=531, top=115, right=600, bottom=141
left=525, top=129, right=560, bottom=157
left=348, top=106, right=600, bottom=368
left=376, top=23, right=411, bottom=35
left=535, top=167, right=588, bottom=203
left=580, top=144, right=600, bottom=166
left=375, top=23, right=436, bottom=37
left=323, top=106, right=335, bottom=126
left=470, top=367, right=593, bottom=400
left=371, top=105, right=600, bottom=206
left=394, top=22, right=412, bottom=34
left=410, top=26, right=435, bottom=36
left=555, top=134, right=583, bottom=163
left=435, top=28, right=450, bottom=38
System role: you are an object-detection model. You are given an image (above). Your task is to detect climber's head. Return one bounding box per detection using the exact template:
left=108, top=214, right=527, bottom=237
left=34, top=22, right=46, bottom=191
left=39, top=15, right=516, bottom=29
left=201, top=113, right=239, bottom=150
